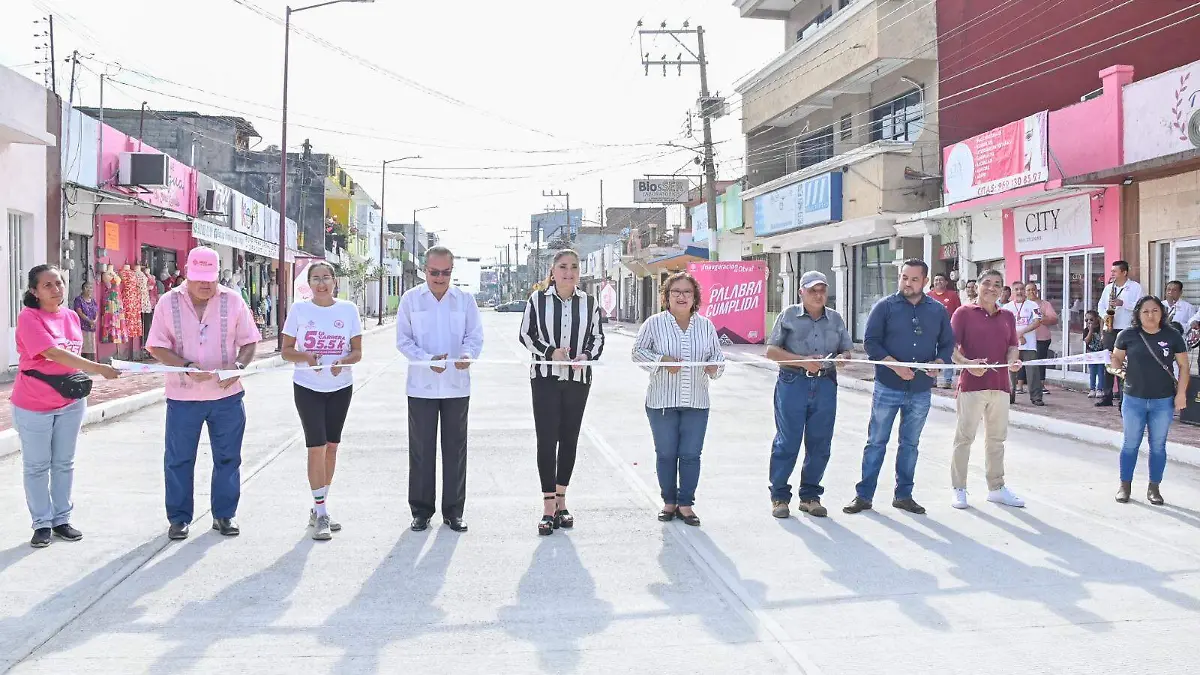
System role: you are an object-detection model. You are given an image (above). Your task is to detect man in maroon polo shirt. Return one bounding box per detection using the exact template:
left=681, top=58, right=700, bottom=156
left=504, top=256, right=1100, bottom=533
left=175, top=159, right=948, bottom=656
left=948, top=269, right=1025, bottom=510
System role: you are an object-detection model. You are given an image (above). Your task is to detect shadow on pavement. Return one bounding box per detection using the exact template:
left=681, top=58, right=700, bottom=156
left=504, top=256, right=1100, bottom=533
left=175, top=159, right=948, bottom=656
left=320, top=527, right=459, bottom=674
left=775, top=515, right=950, bottom=630
left=647, top=532, right=760, bottom=646
left=499, top=534, right=613, bottom=674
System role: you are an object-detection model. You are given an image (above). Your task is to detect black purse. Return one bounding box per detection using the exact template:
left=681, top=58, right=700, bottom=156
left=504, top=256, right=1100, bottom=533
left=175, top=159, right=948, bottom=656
left=21, top=370, right=93, bottom=399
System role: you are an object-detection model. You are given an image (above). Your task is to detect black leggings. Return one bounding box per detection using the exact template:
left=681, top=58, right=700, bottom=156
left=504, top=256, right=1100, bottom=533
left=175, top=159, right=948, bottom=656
left=293, top=384, right=354, bottom=448
left=531, top=378, right=591, bottom=494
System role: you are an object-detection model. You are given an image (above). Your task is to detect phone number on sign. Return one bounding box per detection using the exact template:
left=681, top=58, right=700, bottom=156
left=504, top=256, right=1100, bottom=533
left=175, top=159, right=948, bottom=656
left=973, top=170, right=1047, bottom=197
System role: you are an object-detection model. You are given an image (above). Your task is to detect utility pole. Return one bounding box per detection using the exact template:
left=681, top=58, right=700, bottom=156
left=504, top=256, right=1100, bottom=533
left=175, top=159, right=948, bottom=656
left=48, top=15, right=57, bottom=96
left=639, top=22, right=723, bottom=260
left=540, top=189, right=571, bottom=283
left=599, top=179, right=606, bottom=290
left=507, top=226, right=522, bottom=299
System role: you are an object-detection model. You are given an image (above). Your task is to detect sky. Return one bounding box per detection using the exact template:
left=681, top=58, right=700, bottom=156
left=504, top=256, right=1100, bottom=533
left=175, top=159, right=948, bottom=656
left=0, top=0, right=780, bottom=263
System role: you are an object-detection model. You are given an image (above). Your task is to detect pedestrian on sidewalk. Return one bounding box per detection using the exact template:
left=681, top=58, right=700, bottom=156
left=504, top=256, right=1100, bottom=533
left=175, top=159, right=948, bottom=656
left=949, top=270, right=1026, bottom=510
left=396, top=246, right=483, bottom=533
left=765, top=271, right=852, bottom=520
left=929, top=273, right=961, bottom=391
left=1003, top=282, right=1046, bottom=407
left=1110, top=295, right=1189, bottom=505
left=518, top=250, right=605, bottom=536
left=1097, top=261, right=1143, bottom=407
left=632, top=271, right=724, bottom=527
left=281, top=261, right=363, bottom=541
left=146, top=247, right=261, bottom=541
left=1084, top=311, right=1106, bottom=397
left=845, top=259, right=953, bottom=516
left=1025, top=282, right=1059, bottom=387
left=13, top=265, right=120, bottom=548
left=71, top=281, right=98, bottom=363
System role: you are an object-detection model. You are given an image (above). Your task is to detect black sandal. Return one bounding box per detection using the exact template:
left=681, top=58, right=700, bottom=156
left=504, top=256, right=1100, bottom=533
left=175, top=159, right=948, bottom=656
left=554, top=493, right=574, bottom=529
left=658, top=506, right=677, bottom=522
left=677, top=509, right=701, bottom=527
left=539, top=495, right=556, bottom=536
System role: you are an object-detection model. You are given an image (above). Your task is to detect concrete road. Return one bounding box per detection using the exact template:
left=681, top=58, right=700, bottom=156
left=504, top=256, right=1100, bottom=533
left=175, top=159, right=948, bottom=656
left=3, top=312, right=1200, bottom=674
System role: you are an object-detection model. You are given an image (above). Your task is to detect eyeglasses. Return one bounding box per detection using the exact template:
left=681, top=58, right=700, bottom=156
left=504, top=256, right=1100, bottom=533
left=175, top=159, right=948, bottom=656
left=427, top=268, right=453, bottom=278
left=669, top=289, right=694, bottom=298
left=309, top=275, right=334, bottom=284
left=199, top=323, right=208, bottom=345
left=911, top=316, right=923, bottom=336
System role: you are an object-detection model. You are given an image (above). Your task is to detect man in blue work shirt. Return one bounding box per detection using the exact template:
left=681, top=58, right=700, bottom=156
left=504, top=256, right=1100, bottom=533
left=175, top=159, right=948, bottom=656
left=844, top=259, right=954, bottom=516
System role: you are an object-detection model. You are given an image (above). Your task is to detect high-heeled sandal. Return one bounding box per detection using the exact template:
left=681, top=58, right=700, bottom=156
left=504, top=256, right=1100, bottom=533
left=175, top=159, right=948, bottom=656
left=539, top=495, right=556, bottom=536
left=554, top=493, right=574, bottom=529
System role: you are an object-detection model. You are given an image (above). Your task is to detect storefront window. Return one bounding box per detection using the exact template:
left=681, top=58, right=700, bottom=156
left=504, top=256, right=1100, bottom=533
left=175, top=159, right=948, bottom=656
left=853, top=240, right=896, bottom=341
left=798, top=250, right=835, bottom=310
left=1022, top=250, right=1106, bottom=379
left=141, top=245, right=178, bottom=280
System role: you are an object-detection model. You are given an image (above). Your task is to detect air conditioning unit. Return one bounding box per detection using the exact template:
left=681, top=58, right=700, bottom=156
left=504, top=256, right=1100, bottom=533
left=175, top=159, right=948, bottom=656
left=201, top=189, right=224, bottom=215
left=118, top=152, right=169, bottom=187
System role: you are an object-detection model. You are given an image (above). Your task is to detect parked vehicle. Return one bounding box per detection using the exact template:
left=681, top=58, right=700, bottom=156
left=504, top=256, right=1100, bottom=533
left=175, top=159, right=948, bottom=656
left=495, top=300, right=527, bottom=313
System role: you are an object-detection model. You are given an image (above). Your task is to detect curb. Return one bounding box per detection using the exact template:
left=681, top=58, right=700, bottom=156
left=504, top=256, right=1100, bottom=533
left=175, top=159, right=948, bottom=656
left=720, top=349, right=1200, bottom=468
left=0, top=320, right=395, bottom=463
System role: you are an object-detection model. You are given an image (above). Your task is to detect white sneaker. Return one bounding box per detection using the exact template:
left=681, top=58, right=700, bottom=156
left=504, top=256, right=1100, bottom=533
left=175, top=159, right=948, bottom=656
left=952, top=488, right=969, bottom=509
left=1087, top=390, right=1096, bottom=398
left=309, top=509, right=342, bottom=532
left=987, top=486, right=1026, bottom=508
left=312, top=514, right=333, bottom=541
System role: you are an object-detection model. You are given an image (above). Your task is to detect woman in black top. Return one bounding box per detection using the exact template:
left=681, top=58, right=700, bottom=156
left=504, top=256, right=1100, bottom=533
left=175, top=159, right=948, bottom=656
left=518, top=249, right=605, bottom=535
left=1110, top=295, right=1189, bottom=505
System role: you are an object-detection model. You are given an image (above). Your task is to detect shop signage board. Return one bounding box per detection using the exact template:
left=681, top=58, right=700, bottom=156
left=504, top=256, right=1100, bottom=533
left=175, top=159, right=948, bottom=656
left=1012, top=194, right=1092, bottom=253
left=1123, top=60, right=1200, bottom=163
left=943, top=111, right=1049, bottom=205
left=600, top=281, right=617, bottom=317
left=633, top=179, right=690, bottom=204
left=751, top=171, right=843, bottom=237
left=192, top=219, right=279, bottom=260
left=687, top=260, right=767, bottom=344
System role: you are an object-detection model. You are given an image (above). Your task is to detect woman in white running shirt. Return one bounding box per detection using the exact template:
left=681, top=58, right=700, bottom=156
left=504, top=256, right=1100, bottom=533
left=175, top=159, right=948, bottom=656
left=282, top=262, right=363, bottom=540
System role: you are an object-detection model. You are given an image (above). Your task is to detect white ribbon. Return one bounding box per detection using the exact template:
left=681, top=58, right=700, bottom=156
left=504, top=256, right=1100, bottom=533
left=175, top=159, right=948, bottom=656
left=111, top=351, right=1112, bottom=381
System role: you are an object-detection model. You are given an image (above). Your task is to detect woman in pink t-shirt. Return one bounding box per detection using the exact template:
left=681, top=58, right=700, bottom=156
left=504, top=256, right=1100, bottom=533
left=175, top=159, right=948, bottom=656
left=12, top=265, right=119, bottom=549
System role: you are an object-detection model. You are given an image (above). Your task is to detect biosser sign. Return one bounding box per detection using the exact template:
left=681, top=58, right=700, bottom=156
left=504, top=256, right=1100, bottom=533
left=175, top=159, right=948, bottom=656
left=633, top=179, right=689, bottom=203
left=687, top=260, right=767, bottom=345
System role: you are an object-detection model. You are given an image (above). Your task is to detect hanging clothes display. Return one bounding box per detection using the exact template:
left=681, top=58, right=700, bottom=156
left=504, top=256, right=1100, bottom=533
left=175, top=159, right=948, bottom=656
left=119, top=265, right=143, bottom=339
left=100, top=267, right=127, bottom=344
left=137, top=265, right=154, bottom=337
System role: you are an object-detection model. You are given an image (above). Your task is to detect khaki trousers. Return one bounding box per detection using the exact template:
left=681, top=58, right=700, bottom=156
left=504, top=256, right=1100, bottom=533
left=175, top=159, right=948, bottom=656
left=951, top=389, right=1009, bottom=490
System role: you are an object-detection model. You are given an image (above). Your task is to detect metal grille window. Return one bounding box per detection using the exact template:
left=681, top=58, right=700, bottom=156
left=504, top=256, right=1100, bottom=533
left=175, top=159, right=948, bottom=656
left=794, top=126, right=834, bottom=171
left=870, top=89, right=924, bottom=142
left=795, top=6, right=833, bottom=43
left=840, top=114, right=853, bottom=141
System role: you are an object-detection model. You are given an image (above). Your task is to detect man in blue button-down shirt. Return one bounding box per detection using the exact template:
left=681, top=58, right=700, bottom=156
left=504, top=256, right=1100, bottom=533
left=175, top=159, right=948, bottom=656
left=844, top=259, right=954, bottom=516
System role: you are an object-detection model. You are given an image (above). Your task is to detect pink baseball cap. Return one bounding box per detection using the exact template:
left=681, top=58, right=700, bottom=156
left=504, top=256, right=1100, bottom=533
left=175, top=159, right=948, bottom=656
left=186, top=246, right=220, bottom=282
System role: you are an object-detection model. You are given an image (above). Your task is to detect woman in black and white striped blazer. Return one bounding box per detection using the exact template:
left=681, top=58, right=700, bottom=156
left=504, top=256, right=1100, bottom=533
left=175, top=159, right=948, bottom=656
left=518, top=249, right=605, bottom=536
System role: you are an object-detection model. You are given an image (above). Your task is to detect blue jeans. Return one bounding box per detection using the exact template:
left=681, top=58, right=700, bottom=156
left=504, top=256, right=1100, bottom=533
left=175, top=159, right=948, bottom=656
left=1119, top=394, right=1173, bottom=483
left=646, top=407, right=709, bottom=507
left=13, top=399, right=87, bottom=530
left=769, top=370, right=837, bottom=502
left=856, top=382, right=931, bottom=502
left=165, top=393, right=246, bottom=524
left=1088, top=363, right=1104, bottom=390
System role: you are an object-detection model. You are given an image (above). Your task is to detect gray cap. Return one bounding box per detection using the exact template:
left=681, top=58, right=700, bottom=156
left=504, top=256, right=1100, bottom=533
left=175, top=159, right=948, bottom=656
left=799, top=270, right=828, bottom=289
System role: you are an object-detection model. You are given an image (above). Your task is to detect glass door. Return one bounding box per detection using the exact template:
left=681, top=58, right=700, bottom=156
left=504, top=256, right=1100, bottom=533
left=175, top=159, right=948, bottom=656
left=1065, top=254, right=1087, bottom=374
left=1044, top=256, right=1065, bottom=372
left=1023, top=249, right=1105, bottom=382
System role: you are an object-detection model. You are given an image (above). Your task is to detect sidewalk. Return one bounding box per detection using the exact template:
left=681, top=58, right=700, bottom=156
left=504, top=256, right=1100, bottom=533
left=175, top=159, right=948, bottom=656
left=606, top=322, right=1200, bottom=452
left=0, top=339, right=282, bottom=434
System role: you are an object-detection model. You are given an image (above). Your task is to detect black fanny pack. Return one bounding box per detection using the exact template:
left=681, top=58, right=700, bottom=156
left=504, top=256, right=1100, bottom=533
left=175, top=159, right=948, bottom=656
left=22, top=370, right=93, bottom=400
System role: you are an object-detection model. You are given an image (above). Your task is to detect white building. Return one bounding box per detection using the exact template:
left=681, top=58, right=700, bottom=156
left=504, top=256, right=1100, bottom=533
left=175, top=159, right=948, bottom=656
left=1, top=65, right=56, bottom=371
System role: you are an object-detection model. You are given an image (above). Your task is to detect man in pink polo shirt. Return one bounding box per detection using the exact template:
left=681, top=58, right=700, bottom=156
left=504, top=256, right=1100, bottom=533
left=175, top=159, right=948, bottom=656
left=146, top=246, right=261, bottom=540
left=949, top=269, right=1025, bottom=510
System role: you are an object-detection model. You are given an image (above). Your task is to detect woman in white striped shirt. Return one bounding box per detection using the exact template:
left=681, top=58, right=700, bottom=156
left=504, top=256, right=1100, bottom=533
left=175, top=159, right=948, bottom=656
left=518, top=249, right=605, bottom=536
left=632, top=271, right=725, bottom=526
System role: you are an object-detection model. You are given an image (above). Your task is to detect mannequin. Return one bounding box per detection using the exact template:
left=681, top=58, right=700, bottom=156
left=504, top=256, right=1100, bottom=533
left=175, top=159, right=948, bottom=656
left=101, top=263, right=127, bottom=345
left=119, top=263, right=143, bottom=357
left=136, top=264, right=154, bottom=341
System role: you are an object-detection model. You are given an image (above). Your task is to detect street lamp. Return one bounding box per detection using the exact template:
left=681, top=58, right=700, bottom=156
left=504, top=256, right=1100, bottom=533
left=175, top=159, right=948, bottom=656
left=408, top=205, right=438, bottom=289
left=277, top=0, right=373, bottom=351
left=378, top=155, right=420, bottom=325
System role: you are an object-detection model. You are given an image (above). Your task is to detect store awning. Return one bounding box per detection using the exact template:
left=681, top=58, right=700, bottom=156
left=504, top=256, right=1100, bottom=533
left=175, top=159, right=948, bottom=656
left=70, top=184, right=191, bottom=221
left=647, top=245, right=710, bottom=271
left=945, top=180, right=1100, bottom=215
left=1063, top=148, right=1200, bottom=186
left=753, top=215, right=898, bottom=252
